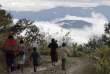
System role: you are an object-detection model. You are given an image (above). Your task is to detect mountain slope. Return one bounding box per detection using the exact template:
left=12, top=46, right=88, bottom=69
left=7, top=5, right=110, bottom=21
left=56, top=20, right=92, bottom=29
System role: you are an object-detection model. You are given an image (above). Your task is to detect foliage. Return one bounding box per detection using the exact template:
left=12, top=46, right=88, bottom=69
left=93, top=45, right=110, bottom=74
left=62, top=31, right=72, bottom=44
left=0, top=9, right=13, bottom=34
left=25, top=25, right=41, bottom=46
left=38, top=48, right=50, bottom=55
left=72, top=42, right=84, bottom=57
left=103, top=22, right=110, bottom=46
left=102, top=34, right=109, bottom=45
left=87, top=36, right=98, bottom=50
left=82, top=22, right=110, bottom=74
left=10, top=22, right=25, bottom=36
left=10, top=19, right=44, bottom=46
left=104, top=22, right=110, bottom=34
left=11, top=19, right=34, bottom=36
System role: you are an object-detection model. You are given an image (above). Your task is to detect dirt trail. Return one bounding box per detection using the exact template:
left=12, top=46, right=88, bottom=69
left=66, top=58, right=87, bottom=74
left=24, top=60, right=61, bottom=73
left=2, top=56, right=95, bottom=74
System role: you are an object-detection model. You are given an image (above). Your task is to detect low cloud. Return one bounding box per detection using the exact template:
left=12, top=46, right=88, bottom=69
left=32, top=12, right=108, bottom=45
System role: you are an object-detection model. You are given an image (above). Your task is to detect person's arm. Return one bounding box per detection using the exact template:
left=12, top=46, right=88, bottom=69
left=14, top=41, right=18, bottom=53
left=58, top=48, right=62, bottom=59
left=56, top=44, right=58, bottom=48
left=48, top=43, right=51, bottom=48
left=37, top=52, right=41, bottom=60
left=65, top=48, right=71, bottom=56
left=23, top=44, right=26, bottom=53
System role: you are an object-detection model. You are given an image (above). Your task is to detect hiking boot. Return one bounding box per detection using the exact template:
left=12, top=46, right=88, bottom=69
left=34, top=69, right=36, bottom=72
left=11, top=66, right=15, bottom=72
left=62, top=68, right=66, bottom=70
left=17, top=64, right=20, bottom=70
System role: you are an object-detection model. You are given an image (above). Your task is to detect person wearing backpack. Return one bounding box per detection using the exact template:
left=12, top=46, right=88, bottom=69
left=30, top=47, right=41, bottom=72
left=17, top=39, right=26, bottom=72
left=59, top=43, right=71, bottom=70
left=2, top=35, right=18, bottom=73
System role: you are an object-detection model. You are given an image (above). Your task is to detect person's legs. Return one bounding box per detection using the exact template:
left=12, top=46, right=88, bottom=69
left=17, top=64, right=20, bottom=70
left=51, top=52, right=54, bottom=66
left=54, top=62, right=55, bottom=66
left=7, top=67, right=10, bottom=73
left=51, top=52, right=58, bottom=66
left=34, top=65, right=37, bottom=72
left=52, top=62, right=55, bottom=66
left=62, top=59, right=66, bottom=70
left=10, top=54, right=15, bottom=72
left=11, top=64, right=15, bottom=72
left=55, top=52, right=58, bottom=62
left=21, top=64, right=24, bottom=72
left=51, top=51, right=56, bottom=66
left=6, top=53, right=11, bottom=72
left=51, top=58, right=55, bottom=66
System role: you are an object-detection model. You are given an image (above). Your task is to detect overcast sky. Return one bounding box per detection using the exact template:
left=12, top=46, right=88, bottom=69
left=1, top=0, right=110, bottom=11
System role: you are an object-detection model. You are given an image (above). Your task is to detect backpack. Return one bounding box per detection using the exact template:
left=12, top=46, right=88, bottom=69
left=1, top=46, right=16, bottom=53
left=18, top=45, right=25, bottom=55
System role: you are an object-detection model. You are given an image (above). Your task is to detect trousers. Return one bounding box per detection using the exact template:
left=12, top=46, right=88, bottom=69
left=62, top=59, right=66, bottom=69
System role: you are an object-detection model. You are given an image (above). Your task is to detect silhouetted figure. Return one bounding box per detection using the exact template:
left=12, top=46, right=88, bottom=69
left=17, top=39, right=26, bottom=72
left=2, top=35, right=18, bottom=73
left=30, top=47, right=41, bottom=72
left=59, top=43, right=71, bottom=70
left=48, top=39, right=58, bottom=66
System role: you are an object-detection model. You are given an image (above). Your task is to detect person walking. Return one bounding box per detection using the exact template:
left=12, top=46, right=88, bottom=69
left=48, top=39, right=58, bottom=66
left=30, top=47, right=41, bottom=72
left=17, top=39, right=26, bottom=72
left=2, top=34, right=18, bottom=73
left=59, top=43, right=71, bottom=70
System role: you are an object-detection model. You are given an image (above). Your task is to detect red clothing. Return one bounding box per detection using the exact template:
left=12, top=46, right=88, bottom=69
left=3, top=35, right=18, bottom=53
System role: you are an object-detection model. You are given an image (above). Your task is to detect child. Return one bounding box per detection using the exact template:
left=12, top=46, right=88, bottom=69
left=59, top=43, right=71, bottom=70
left=30, top=47, right=41, bottom=72
left=17, top=39, right=26, bottom=72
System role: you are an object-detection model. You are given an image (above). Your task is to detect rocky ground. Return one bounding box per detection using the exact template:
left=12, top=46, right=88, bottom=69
left=1, top=55, right=96, bottom=74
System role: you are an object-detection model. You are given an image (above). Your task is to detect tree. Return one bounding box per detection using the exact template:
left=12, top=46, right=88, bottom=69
left=0, top=6, right=13, bottom=34
left=103, top=22, right=110, bottom=46
left=104, top=22, right=110, bottom=34
left=62, top=31, right=72, bottom=46
left=25, top=25, right=41, bottom=46
left=10, top=19, right=28, bottom=37
left=12, top=19, right=44, bottom=46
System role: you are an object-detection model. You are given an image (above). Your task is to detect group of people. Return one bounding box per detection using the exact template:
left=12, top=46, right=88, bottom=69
left=48, top=39, right=71, bottom=70
left=2, top=35, right=41, bottom=73
left=2, top=34, right=71, bottom=73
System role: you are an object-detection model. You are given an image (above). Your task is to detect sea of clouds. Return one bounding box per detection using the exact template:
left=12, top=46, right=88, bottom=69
left=30, top=12, right=107, bottom=45
left=13, top=12, right=108, bottom=45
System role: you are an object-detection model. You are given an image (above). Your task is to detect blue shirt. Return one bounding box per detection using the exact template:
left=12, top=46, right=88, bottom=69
left=30, top=52, right=40, bottom=64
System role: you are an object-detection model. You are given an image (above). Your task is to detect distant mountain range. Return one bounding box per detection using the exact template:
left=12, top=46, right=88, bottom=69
left=56, top=20, right=92, bottom=29
left=6, top=5, right=110, bottom=29
left=7, top=5, right=110, bottom=21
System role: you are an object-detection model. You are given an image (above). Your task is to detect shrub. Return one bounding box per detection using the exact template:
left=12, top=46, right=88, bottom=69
left=93, top=45, right=110, bottom=74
